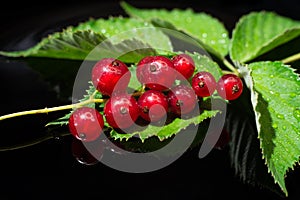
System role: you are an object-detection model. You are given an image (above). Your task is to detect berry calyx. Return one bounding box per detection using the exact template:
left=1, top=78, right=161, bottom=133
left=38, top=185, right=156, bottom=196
left=104, top=94, right=139, bottom=129
left=192, top=71, right=217, bottom=97
left=91, top=58, right=130, bottom=96
left=68, top=107, right=104, bottom=142
left=216, top=74, right=243, bottom=100
left=172, top=53, right=195, bottom=80
left=138, top=90, right=169, bottom=122
left=136, top=55, right=176, bottom=91
left=168, top=85, right=198, bottom=115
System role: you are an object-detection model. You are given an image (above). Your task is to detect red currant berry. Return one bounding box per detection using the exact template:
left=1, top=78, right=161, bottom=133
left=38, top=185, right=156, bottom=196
left=168, top=85, right=198, bottom=115
left=68, top=107, right=104, bottom=142
left=104, top=94, right=139, bottom=129
left=91, top=58, right=130, bottom=96
left=172, top=53, right=195, bottom=80
left=216, top=74, right=243, bottom=100
left=138, top=90, right=168, bottom=122
left=192, top=71, right=217, bottom=97
left=136, top=55, right=176, bottom=91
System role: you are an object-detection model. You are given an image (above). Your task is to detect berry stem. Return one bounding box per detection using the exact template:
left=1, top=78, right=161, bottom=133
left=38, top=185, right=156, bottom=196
left=0, top=98, right=105, bottom=121
left=281, top=52, right=300, bottom=64
left=223, top=58, right=239, bottom=76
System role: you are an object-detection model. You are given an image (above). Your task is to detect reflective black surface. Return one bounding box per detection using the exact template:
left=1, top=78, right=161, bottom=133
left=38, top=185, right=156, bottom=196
left=0, top=0, right=300, bottom=199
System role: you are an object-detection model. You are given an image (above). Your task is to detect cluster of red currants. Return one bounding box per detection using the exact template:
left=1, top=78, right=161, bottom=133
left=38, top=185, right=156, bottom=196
left=68, top=54, right=243, bottom=142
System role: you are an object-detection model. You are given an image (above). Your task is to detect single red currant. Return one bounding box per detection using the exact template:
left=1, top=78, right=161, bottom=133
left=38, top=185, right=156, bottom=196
left=136, top=55, right=176, bottom=91
left=104, top=94, right=139, bottom=129
left=172, top=53, right=195, bottom=80
left=138, top=90, right=169, bottom=122
left=68, top=107, right=104, bottom=142
left=192, top=71, right=217, bottom=97
left=91, top=58, right=130, bottom=96
left=216, top=74, right=243, bottom=100
left=168, top=85, right=198, bottom=115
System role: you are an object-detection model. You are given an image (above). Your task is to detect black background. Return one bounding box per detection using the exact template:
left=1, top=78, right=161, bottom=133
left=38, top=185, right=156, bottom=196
left=0, top=0, right=300, bottom=199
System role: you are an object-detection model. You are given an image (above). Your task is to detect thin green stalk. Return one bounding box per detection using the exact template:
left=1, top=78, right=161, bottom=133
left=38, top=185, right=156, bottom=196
left=223, top=58, right=240, bottom=76
left=0, top=98, right=105, bottom=121
left=282, top=52, right=300, bottom=64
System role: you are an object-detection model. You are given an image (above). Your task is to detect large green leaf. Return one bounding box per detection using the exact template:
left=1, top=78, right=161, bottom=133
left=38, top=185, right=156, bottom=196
left=71, top=17, right=173, bottom=52
left=121, top=2, right=230, bottom=59
left=230, top=12, right=300, bottom=63
left=225, top=85, right=283, bottom=196
left=0, top=17, right=172, bottom=61
left=241, top=61, right=300, bottom=196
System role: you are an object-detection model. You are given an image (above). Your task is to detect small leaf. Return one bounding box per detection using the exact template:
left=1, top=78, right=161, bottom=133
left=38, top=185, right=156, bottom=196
left=242, top=61, right=300, bottom=196
left=230, top=11, right=300, bottom=63
left=186, top=52, right=223, bottom=80
left=121, top=1, right=230, bottom=59
left=110, top=110, right=219, bottom=142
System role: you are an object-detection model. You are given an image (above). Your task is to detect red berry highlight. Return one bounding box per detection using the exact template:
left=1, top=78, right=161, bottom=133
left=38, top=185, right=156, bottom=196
left=68, top=107, right=104, bottom=142
left=172, top=53, right=195, bottom=80
left=104, top=94, right=139, bottom=129
left=192, top=71, right=217, bottom=97
left=92, top=58, right=130, bottom=96
left=138, top=90, right=168, bottom=122
left=216, top=74, right=243, bottom=100
left=136, top=55, right=176, bottom=91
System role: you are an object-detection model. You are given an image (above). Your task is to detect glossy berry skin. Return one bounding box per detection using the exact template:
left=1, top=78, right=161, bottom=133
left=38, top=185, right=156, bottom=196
left=138, top=90, right=169, bottom=122
left=172, top=53, right=195, bottom=80
left=69, top=107, right=104, bottom=142
left=216, top=74, right=243, bottom=100
left=104, top=94, right=139, bottom=129
left=92, top=58, right=130, bottom=96
left=168, top=85, right=198, bottom=115
left=136, top=55, right=176, bottom=91
left=192, top=71, right=217, bottom=97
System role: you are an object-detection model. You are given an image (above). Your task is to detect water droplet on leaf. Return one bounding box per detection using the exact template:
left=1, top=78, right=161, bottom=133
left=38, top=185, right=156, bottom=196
left=272, top=123, right=278, bottom=129
left=276, top=114, right=284, bottom=119
left=293, top=108, right=300, bottom=121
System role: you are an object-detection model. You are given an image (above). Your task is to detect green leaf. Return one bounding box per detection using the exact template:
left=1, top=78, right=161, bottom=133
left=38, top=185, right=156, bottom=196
left=242, top=61, right=300, bottom=196
left=0, top=17, right=172, bottom=61
left=110, top=110, right=219, bottom=142
left=225, top=85, right=283, bottom=196
left=0, top=30, right=157, bottom=63
left=128, top=65, right=142, bottom=91
left=71, top=17, right=173, bottom=52
left=186, top=52, right=223, bottom=80
left=121, top=1, right=230, bottom=59
left=230, top=11, right=300, bottom=63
